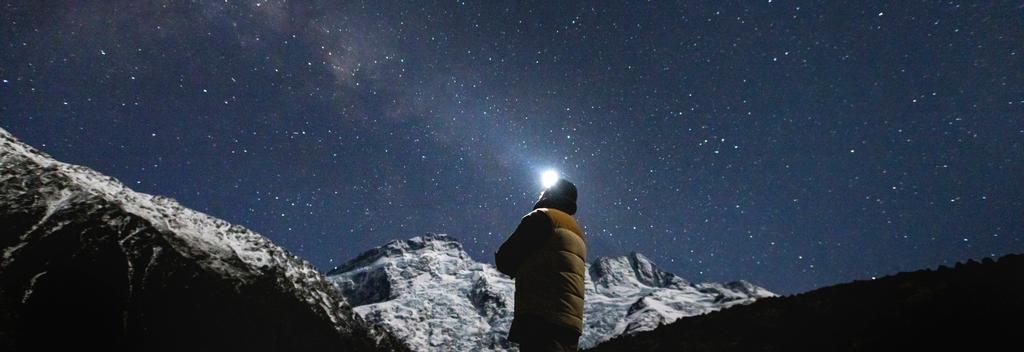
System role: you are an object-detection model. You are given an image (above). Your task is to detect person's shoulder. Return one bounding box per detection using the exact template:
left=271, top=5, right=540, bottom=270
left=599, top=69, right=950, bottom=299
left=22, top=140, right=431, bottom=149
left=523, top=208, right=546, bottom=219
left=522, top=209, right=553, bottom=224
left=536, top=207, right=574, bottom=221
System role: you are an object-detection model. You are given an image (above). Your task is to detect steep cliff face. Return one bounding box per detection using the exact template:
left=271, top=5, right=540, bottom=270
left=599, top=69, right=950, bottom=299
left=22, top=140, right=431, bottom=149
left=0, top=128, right=407, bottom=352
left=328, top=234, right=775, bottom=351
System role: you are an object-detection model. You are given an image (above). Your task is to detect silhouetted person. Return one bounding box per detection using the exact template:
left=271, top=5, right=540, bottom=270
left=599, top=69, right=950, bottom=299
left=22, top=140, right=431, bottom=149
left=496, top=179, right=586, bottom=352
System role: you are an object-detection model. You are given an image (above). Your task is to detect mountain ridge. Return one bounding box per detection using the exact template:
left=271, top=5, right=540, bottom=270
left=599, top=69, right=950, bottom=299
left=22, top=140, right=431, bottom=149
left=0, top=127, right=407, bottom=351
left=587, top=253, right=1024, bottom=351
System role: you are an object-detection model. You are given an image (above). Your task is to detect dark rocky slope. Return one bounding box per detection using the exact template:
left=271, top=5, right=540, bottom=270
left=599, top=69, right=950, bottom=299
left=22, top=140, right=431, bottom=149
left=588, top=254, right=1024, bottom=351
left=0, top=128, right=408, bottom=352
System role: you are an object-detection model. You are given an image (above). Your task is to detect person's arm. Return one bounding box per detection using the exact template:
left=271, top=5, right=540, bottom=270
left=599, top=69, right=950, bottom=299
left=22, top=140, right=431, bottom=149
left=495, top=210, right=551, bottom=278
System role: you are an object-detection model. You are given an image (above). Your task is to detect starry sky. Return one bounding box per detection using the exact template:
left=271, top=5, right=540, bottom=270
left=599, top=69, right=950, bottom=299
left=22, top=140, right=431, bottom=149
left=2, top=1, right=1021, bottom=294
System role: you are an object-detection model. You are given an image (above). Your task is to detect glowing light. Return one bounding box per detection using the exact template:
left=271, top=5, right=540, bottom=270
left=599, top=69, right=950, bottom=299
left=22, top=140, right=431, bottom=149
left=541, top=169, right=559, bottom=188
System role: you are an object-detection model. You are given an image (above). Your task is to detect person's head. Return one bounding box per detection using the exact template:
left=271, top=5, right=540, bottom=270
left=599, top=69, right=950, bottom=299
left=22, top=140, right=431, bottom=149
left=533, top=178, right=577, bottom=215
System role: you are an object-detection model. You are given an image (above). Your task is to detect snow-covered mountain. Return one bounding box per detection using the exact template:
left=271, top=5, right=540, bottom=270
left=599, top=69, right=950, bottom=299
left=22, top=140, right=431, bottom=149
left=328, top=233, right=775, bottom=351
left=0, top=128, right=407, bottom=351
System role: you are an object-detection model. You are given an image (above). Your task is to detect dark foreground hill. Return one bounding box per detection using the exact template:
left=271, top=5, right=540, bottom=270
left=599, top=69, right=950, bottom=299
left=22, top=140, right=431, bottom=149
left=588, top=254, right=1024, bottom=351
left=0, top=128, right=407, bottom=351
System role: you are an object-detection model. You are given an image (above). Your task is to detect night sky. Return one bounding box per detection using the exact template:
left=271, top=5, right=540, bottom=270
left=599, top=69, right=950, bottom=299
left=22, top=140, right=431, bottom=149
left=2, top=1, right=1022, bottom=294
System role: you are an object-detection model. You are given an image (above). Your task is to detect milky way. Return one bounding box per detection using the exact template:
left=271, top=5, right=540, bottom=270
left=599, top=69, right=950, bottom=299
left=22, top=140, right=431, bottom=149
left=2, top=1, right=1021, bottom=294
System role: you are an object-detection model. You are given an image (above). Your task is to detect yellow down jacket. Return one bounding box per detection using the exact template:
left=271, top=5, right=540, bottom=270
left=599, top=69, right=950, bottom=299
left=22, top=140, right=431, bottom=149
left=496, top=207, right=587, bottom=335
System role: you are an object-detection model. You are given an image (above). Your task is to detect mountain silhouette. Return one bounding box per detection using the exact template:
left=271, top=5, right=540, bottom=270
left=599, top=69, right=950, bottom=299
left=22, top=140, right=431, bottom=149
left=588, top=254, right=1024, bottom=351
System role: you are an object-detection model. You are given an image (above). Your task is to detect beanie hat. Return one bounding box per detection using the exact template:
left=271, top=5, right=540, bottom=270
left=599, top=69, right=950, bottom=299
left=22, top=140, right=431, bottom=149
left=533, top=179, right=578, bottom=215
left=546, top=179, right=577, bottom=202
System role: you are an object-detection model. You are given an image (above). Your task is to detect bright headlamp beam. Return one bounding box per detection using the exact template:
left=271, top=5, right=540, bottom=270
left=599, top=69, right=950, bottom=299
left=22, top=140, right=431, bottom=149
left=541, top=170, right=559, bottom=188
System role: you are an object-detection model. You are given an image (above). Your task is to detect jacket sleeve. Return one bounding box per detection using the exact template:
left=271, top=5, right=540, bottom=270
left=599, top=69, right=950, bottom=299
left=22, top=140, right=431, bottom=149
left=495, top=210, right=551, bottom=278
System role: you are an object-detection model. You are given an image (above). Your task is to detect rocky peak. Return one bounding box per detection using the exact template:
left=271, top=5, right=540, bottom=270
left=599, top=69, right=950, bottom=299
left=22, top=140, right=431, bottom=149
left=589, top=252, right=689, bottom=295
left=328, top=233, right=480, bottom=307
left=328, top=233, right=466, bottom=276
left=328, top=233, right=516, bottom=351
